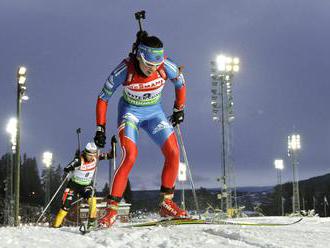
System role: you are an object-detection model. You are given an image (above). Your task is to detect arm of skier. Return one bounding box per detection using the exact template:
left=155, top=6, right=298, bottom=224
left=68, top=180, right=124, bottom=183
left=94, top=61, right=128, bottom=147
left=164, top=58, right=186, bottom=126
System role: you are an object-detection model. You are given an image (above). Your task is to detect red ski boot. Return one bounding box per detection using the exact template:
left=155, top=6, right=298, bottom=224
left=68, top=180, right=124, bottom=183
left=98, top=200, right=118, bottom=227
left=159, top=194, right=188, bottom=218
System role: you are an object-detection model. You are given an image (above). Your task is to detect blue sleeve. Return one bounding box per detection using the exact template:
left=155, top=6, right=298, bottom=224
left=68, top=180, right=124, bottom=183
left=98, top=61, right=127, bottom=102
left=164, top=58, right=185, bottom=89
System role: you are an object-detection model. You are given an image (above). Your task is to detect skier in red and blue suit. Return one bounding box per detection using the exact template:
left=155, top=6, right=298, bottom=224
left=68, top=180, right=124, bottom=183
left=94, top=35, right=187, bottom=227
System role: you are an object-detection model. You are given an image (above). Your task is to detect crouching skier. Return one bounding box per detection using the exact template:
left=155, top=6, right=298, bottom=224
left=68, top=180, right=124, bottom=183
left=52, top=142, right=113, bottom=228
left=94, top=32, right=188, bottom=228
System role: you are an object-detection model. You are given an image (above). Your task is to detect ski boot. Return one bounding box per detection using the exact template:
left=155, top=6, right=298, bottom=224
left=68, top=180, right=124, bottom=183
left=52, top=208, right=68, bottom=228
left=87, top=218, right=97, bottom=229
left=159, top=193, right=188, bottom=218
left=98, top=200, right=118, bottom=227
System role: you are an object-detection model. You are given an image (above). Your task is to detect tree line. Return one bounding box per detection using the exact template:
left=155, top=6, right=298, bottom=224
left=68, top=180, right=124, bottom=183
left=0, top=153, right=65, bottom=223
left=261, top=173, right=330, bottom=217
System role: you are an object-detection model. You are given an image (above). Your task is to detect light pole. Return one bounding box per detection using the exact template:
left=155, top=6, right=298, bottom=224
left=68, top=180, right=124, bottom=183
left=14, top=66, right=28, bottom=226
left=42, top=151, right=53, bottom=205
left=324, top=196, right=328, bottom=217
left=210, top=54, right=239, bottom=215
left=288, top=133, right=301, bottom=214
left=6, top=118, right=17, bottom=226
left=274, top=159, right=284, bottom=216
left=178, top=162, right=187, bottom=210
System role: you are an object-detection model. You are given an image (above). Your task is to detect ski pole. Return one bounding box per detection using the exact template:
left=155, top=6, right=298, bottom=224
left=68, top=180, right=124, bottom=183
left=70, top=197, right=84, bottom=207
left=75, top=128, right=81, bottom=157
left=175, top=124, right=201, bottom=218
left=36, top=173, right=71, bottom=224
left=110, top=135, right=117, bottom=182
left=92, top=149, right=100, bottom=190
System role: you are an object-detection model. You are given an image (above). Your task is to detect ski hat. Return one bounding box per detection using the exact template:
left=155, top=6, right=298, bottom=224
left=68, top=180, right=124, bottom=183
left=84, top=142, right=98, bottom=155
left=137, top=44, right=164, bottom=66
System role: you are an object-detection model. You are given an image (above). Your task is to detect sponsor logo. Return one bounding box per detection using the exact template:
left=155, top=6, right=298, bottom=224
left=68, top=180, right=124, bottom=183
left=152, top=121, right=171, bottom=135
left=107, top=76, right=114, bottom=88
left=126, top=91, right=161, bottom=101
left=80, top=161, right=96, bottom=171
left=123, top=113, right=139, bottom=123
left=143, top=93, right=151, bottom=100
left=127, top=78, right=165, bottom=90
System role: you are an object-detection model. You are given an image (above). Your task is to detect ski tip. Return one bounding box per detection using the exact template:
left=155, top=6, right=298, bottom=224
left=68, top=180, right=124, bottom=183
left=79, top=225, right=86, bottom=235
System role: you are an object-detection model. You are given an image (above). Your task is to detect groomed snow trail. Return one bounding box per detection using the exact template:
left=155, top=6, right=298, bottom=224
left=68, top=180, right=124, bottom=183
left=0, top=217, right=329, bottom=248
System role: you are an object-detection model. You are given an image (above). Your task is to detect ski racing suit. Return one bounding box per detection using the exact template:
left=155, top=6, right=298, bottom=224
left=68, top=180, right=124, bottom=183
left=96, top=56, right=186, bottom=201
left=53, top=152, right=111, bottom=228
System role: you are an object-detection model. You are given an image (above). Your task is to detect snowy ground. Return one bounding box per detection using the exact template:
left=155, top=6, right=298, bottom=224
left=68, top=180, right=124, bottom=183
left=0, top=216, right=329, bottom=248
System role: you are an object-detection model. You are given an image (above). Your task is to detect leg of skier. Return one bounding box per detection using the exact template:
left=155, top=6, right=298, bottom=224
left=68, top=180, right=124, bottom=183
left=99, top=111, right=139, bottom=227
left=81, top=186, right=97, bottom=228
left=53, top=185, right=78, bottom=228
left=144, top=113, right=187, bottom=218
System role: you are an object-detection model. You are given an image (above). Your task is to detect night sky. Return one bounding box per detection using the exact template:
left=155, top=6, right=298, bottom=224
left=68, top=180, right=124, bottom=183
left=1, top=0, right=330, bottom=190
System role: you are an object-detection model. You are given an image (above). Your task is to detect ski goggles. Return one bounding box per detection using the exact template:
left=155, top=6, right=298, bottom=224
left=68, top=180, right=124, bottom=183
left=137, top=44, right=164, bottom=66
left=83, top=150, right=97, bottom=156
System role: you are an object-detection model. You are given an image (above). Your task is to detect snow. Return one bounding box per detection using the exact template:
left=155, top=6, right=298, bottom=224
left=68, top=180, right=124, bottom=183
left=0, top=217, right=329, bottom=248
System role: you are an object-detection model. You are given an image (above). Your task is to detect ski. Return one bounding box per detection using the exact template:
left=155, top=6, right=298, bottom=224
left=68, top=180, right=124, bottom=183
left=79, top=222, right=107, bottom=235
left=79, top=217, right=303, bottom=233
left=127, top=217, right=303, bottom=228
left=214, top=217, right=303, bottom=227
left=127, top=217, right=205, bottom=227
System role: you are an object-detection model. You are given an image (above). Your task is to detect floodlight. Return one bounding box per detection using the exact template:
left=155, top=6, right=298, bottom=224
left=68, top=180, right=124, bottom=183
left=274, top=159, right=284, bottom=170
left=17, top=66, right=27, bottom=76
left=225, top=65, right=232, bottom=72
left=226, top=57, right=233, bottom=64
left=216, top=55, right=227, bottom=71
left=233, top=57, right=240, bottom=65
left=42, top=151, right=53, bottom=168
left=233, top=65, right=239, bottom=72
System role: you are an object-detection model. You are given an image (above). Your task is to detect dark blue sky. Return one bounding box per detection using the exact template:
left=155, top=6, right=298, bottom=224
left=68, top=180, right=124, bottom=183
left=1, top=0, right=330, bottom=190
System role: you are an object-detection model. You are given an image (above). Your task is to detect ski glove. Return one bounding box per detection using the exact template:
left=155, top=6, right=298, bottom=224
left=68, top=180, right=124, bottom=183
left=171, top=108, right=184, bottom=127
left=99, top=150, right=113, bottom=160
left=94, top=125, right=106, bottom=148
left=64, top=157, right=81, bottom=173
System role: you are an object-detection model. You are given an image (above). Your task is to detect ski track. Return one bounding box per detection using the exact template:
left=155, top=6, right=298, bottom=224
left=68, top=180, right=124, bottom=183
left=0, top=217, right=330, bottom=248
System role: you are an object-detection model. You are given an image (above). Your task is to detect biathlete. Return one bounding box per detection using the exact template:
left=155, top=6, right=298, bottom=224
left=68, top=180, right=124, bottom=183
left=52, top=142, right=113, bottom=228
left=94, top=34, right=187, bottom=227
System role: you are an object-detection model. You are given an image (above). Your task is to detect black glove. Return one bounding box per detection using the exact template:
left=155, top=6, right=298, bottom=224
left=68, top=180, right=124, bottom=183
left=64, top=166, right=74, bottom=173
left=94, top=125, right=106, bottom=148
left=83, top=186, right=94, bottom=198
left=98, top=150, right=113, bottom=160
left=64, top=157, right=80, bottom=173
left=171, top=108, right=184, bottom=127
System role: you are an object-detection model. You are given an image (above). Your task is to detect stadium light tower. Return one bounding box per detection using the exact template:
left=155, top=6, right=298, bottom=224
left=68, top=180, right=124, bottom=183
left=210, top=54, right=240, bottom=215
left=42, top=151, right=53, bottom=205
left=288, top=133, right=301, bottom=214
left=274, top=159, right=284, bottom=216
left=14, top=66, right=29, bottom=226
